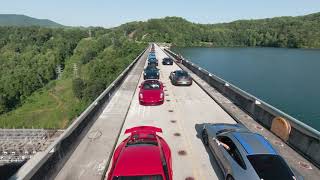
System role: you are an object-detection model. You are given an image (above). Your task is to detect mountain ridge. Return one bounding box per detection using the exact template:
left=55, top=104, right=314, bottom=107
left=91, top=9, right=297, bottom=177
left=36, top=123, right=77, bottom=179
left=0, top=14, right=64, bottom=27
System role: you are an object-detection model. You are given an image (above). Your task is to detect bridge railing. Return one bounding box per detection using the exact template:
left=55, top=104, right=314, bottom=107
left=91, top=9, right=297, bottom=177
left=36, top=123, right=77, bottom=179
left=165, top=48, right=320, bottom=168
left=11, top=46, right=148, bottom=180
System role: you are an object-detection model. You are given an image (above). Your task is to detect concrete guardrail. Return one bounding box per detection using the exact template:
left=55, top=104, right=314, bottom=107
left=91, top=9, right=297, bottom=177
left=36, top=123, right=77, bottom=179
left=11, top=46, right=148, bottom=180
left=164, top=48, right=320, bottom=168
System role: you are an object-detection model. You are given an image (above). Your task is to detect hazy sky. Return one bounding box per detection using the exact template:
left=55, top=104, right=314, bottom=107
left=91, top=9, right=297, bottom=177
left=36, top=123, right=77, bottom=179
left=1, top=0, right=320, bottom=27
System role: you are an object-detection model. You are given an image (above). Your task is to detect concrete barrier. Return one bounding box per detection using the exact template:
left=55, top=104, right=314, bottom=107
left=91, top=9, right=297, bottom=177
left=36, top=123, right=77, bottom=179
left=165, top=48, right=320, bottom=168
left=11, top=46, right=148, bottom=180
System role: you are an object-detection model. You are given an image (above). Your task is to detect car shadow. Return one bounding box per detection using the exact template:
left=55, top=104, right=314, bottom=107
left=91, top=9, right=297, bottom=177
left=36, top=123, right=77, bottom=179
left=195, top=123, right=225, bottom=180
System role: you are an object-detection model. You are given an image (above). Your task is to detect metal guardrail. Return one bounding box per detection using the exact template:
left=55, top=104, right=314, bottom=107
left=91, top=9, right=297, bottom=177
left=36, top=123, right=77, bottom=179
left=165, top=48, right=320, bottom=167
left=11, top=46, right=148, bottom=180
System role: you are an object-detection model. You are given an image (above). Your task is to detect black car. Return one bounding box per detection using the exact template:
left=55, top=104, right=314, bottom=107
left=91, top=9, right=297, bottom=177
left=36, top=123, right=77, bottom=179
left=162, top=58, right=173, bottom=65
left=144, top=66, right=160, bottom=80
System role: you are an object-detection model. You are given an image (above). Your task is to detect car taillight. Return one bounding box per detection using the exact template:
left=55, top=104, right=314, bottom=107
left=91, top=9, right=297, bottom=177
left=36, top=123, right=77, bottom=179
left=139, top=93, right=143, bottom=98
left=160, top=92, right=164, bottom=98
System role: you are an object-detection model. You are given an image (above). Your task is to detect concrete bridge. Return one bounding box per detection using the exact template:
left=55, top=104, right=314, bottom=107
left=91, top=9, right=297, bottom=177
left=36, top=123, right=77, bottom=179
left=11, top=44, right=320, bottom=180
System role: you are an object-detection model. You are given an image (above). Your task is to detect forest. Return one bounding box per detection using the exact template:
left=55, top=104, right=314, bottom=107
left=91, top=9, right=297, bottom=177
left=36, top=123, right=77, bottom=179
left=0, top=27, right=145, bottom=128
left=0, top=12, right=319, bottom=128
left=117, top=12, right=320, bottom=48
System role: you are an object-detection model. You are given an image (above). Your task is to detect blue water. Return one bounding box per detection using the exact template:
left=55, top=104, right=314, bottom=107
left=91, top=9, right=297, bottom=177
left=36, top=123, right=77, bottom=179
left=173, top=47, right=320, bottom=131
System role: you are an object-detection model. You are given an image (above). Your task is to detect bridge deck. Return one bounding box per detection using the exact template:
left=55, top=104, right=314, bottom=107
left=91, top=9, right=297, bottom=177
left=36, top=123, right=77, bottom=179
left=55, top=44, right=319, bottom=180
left=55, top=49, right=148, bottom=180
left=56, top=45, right=235, bottom=180
left=109, top=45, right=235, bottom=180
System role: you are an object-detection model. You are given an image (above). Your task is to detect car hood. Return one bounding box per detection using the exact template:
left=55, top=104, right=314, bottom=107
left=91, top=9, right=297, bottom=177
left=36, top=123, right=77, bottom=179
left=144, top=68, right=159, bottom=73
left=177, top=77, right=192, bottom=82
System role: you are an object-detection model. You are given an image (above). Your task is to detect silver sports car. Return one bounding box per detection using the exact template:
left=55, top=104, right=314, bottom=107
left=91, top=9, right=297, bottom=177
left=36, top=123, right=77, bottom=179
left=169, top=70, right=192, bottom=86
left=201, top=123, right=301, bottom=180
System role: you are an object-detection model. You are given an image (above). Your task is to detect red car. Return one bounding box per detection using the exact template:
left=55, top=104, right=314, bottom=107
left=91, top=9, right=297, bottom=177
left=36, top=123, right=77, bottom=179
left=107, top=126, right=173, bottom=180
left=139, top=80, right=164, bottom=105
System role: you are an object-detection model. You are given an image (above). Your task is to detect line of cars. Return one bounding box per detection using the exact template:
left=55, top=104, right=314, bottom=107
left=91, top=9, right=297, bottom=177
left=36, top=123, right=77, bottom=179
left=106, top=44, right=300, bottom=180
left=107, top=44, right=174, bottom=180
left=139, top=45, right=192, bottom=105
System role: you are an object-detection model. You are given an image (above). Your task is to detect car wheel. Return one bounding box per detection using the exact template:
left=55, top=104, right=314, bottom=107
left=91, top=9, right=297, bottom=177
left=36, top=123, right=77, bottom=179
left=226, top=175, right=234, bottom=180
left=202, top=130, right=209, bottom=146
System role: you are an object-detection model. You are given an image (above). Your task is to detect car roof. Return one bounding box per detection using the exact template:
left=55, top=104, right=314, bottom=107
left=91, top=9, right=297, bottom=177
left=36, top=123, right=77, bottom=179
left=113, top=144, right=164, bottom=176
left=174, top=70, right=186, bottom=73
left=231, top=132, right=277, bottom=155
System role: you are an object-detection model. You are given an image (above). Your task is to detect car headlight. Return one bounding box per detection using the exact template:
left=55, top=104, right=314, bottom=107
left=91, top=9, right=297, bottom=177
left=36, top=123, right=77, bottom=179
left=139, top=93, right=143, bottom=98
left=157, top=73, right=159, bottom=76
left=160, top=92, right=164, bottom=99
left=144, top=73, right=146, bottom=75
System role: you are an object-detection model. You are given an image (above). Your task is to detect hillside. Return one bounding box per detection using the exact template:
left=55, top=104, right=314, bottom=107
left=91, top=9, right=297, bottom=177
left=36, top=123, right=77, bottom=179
left=0, top=14, right=64, bottom=27
left=117, top=12, right=320, bottom=48
left=0, top=26, right=145, bottom=128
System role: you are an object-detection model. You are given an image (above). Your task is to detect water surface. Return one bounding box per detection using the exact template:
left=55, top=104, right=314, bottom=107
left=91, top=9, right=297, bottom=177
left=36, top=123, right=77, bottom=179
left=173, top=47, right=320, bottom=131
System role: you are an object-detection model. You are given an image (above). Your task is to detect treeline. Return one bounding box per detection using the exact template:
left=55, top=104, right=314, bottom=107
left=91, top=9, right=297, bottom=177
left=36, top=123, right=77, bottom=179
left=70, top=33, right=145, bottom=102
left=0, top=26, right=145, bottom=126
left=0, top=27, right=87, bottom=114
left=117, top=12, right=320, bottom=48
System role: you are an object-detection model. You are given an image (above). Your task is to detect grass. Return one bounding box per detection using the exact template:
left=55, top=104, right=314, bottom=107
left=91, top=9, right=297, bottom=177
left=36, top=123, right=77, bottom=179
left=0, top=79, right=88, bottom=129
left=0, top=39, right=145, bottom=129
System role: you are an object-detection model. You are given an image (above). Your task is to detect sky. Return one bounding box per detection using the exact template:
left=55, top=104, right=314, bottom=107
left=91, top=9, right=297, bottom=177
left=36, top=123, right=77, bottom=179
left=1, top=0, right=320, bottom=27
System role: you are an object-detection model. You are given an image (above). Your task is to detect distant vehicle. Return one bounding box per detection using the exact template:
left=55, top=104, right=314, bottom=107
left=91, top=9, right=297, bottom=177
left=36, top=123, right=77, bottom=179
left=107, top=126, right=173, bottom=180
left=148, top=60, right=158, bottom=66
left=162, top=58, right=173, bottom=65
left=144, top=66, right=160, bottom=80
left=201, top=123, right=300, bottom=180
left=149, top=51, right=155, bottom=55
left=169, top=70, right=192, bottom=86
left=139, top=80, right=164, bottom=105
left=148, top=54, right=158, bottom=66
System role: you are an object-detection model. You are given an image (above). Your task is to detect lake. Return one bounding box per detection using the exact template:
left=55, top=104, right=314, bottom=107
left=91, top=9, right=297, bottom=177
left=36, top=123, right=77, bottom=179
left=173, top=47, right=320, bottom=131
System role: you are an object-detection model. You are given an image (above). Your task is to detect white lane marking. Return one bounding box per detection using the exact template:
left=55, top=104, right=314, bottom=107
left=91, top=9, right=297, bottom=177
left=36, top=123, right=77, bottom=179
left=142, top=105, right=146, bottom=119
left=138, top=102, right=141, bottom=116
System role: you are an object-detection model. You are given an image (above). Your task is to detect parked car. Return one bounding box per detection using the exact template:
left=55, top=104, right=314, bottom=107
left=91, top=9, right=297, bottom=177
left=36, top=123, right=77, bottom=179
left=169, top=70, right=192, bottom=86
left=201, top=123, right=300, bottom=180
left=139, top=80, right=164, bottom=105
left=144, top=66, right=160, bottom=80
left=162, top=58, right=173, bottom=65
left=107, top=126, right=173, bottom=180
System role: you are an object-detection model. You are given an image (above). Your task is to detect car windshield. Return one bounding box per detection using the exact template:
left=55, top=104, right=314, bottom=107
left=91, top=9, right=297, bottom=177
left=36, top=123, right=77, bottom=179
left=113, top=175, right=163, bottom=180
left=176, top=71, right=188, bottom=77
left=247, top=154, right=294, bottom=180
left=145, top=66, right=158, bottom=71
left=143, top=82, right=160, bottom=90
left=126, top=141, right=157, bottom=146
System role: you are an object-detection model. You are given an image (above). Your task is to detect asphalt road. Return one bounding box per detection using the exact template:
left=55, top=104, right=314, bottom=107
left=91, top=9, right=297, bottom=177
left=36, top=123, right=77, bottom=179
left=56, top=44, right=236, bottom=180
left=111, top=44, right=235, bottom=180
